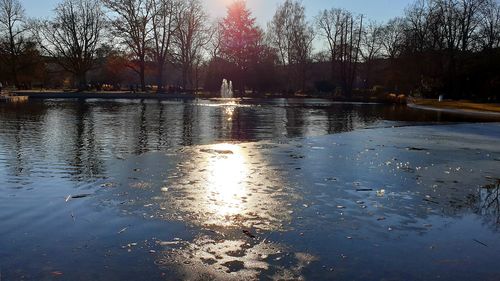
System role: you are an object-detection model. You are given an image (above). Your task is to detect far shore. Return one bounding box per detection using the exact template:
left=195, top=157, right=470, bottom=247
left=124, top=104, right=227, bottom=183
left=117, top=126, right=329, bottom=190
left=10, top=91, right=500, bottom=117
left=11, top=90, right=197, bottom=100
left=10, top=89, right=404, bottom=104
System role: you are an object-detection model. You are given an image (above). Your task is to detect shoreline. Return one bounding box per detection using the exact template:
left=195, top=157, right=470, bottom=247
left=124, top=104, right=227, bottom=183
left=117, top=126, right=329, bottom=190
left=11, top=90, right=397, bottom=103
left=12, top=91, right=198, bottom=100
left=408, top=101, right=500, bottom=118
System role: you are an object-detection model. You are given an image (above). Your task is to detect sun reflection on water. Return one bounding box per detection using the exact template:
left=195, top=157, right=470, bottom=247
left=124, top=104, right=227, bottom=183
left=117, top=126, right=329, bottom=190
left=224, top=106, right=235, bottom=121
left=154, top=142, right=305, bottom=279
left=205, top=143, right=248, bottom=218
left=159, top=142, right=294, bottom=230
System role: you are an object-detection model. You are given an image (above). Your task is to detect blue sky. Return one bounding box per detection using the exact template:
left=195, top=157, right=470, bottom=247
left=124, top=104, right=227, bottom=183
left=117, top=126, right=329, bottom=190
left=23, top=0, right=413, bottom=25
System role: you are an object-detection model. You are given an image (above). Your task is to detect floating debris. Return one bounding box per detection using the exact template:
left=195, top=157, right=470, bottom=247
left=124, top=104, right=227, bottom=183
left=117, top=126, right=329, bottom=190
left=423, top=198, right=439, bottom=204
left=376, top=189, right=386, bottom=197
left=200, top=148, right=233, bottom=154
left=51, top=271, right=63, bottom=276
left=406, top=147, right=428, bottom=151
left=473, top=239, right=488, bottom=247
left=243, top=230, right=256, bottom=238
left=66, top=194, right=92, bottom=201
left=130, top=182, right=151, bottom=189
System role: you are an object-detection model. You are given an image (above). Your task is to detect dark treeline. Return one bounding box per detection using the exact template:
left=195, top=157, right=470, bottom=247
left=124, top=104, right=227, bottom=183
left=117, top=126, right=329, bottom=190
left=0, top=0, right=498, bottom=100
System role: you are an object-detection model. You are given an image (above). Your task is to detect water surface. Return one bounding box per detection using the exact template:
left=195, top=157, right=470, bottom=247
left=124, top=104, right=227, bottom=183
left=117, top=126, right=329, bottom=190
left=0, top=99, right=499, bottom=280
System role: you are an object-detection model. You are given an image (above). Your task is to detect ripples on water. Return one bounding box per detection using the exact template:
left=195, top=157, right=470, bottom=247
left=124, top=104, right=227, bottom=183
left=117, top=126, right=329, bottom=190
left=0, top=99, right=499, bottom=280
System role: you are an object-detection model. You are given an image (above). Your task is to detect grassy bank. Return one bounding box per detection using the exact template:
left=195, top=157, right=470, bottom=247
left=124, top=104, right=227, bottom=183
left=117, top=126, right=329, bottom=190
left=412, top=99, right=500, bottom=113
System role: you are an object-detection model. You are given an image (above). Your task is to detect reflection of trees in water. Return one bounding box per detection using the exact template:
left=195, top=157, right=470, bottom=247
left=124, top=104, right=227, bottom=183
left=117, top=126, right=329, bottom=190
left=157, top=102, right=166, bottom=149
left=285, top=106, right=306, bottom=137
left=131, top=101, right=200, bottom=150
left=5, top=100, right=494, bottom=184
left=325, top=104, right=354, bottom=134
left=467, top=180, right=500, bottom=227
left=68, top=101, right=105, bottom=180
left=135, top=102, right=149, bottom=154
left=181, top=101, right=195, bottom=146
left=0, top=103, right=46, bottom=184
left=13, top=122, right=26, bottom=176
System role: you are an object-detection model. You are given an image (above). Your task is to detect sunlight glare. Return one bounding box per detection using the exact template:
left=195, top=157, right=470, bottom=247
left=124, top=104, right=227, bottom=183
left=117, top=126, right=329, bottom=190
left=205, top=143, right=248, bottom=219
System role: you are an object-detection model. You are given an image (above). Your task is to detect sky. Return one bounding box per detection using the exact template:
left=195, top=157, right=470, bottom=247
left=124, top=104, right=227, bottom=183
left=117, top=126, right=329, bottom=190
left=22, top=0, right=413, bottom=26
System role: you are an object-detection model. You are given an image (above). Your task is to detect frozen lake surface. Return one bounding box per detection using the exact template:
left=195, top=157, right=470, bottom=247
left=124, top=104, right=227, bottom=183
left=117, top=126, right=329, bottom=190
left=0, top=99, right=499, bottom=280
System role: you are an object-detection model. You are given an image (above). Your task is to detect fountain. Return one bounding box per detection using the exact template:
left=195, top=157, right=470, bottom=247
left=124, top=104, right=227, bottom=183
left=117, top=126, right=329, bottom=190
left=220, top=79, right=233, bottom=98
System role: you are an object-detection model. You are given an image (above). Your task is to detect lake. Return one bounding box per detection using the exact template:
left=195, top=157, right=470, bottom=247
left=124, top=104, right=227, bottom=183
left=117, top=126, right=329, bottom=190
left=0, top=99, right=499, bottom=281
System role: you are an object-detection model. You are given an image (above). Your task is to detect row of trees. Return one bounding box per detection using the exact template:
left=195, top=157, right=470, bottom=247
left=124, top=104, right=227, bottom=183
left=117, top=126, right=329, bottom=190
left=0, top=0, right=211, bottom=91
left=0, top=0, right=499, bottom=99
left=265, top=0, right=500, bottom=98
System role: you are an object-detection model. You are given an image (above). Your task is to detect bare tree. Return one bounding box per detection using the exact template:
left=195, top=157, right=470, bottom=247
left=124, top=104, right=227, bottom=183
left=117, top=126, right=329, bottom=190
left=404, top=0, right=435, bottom=52
left=103, top=0, right=153, bottom=91
left=434, top=0, right=486, bottom=52
left=456, top=0, right=487, bottom=52
left=208, top=20, right=223, bottom=59
left=405, top=0, right=487, bottom=52
left=361, top=21, right=383, bottom=87
left=172, top=0, right=211, bottom=90
left=0, top=0, right=27, bottom=87
left=150, top=0, right=177, bottom=92
left=316, top=9, right=363, bottom=97
left=381, top=17, right=406, bottom=59
left=478, top=0, right=500, bottom=49
left=316, top=9, right=344, bottom=88
left=268, top=0, right=314, bottom=91
left=34, top=0, right=104, bottom=89
left=380, top=17, right=406, bottom=91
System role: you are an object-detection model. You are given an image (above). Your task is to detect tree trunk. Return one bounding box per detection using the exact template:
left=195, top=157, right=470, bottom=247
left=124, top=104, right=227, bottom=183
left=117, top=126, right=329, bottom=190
left=157, top=63, right=164, bottom=93
left=182, top=64, right=189, bottom=90
left=76, top=71, right=87, bottom=91
left=140, top=63, right=146, bottom=92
